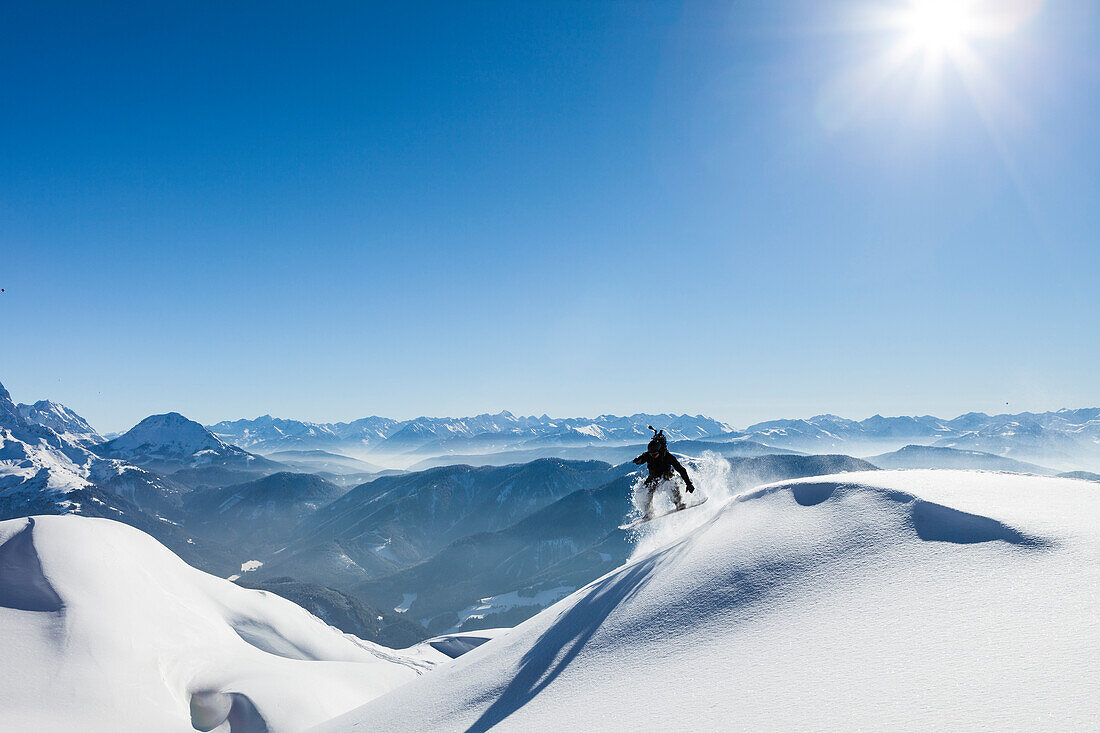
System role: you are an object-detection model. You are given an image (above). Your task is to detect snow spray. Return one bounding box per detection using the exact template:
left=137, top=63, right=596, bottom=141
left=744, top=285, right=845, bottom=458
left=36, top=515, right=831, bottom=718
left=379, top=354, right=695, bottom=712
left=626, top=451, right=735, bottom=561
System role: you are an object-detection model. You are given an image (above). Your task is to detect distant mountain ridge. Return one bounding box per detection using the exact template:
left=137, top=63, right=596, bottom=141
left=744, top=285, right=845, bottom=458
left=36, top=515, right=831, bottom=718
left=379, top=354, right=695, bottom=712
left=742, top=409, right=1100, bottom=445
left=11, top=393, right=1100, bottom=470
left=1, top=381, right=177, bottom=512
left=207, top=412, right=734, bottom=456
left=866, top=445, right=1057, bottom=475
left=7, top=379, right=1100, bottom=483
left=206, top=408, right=1100, bottom=470
left=739, top=410, right=1100, bottom=469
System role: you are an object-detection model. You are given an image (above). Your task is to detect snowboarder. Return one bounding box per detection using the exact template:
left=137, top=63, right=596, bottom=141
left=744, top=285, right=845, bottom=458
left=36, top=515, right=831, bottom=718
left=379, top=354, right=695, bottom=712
left=633, top=427, right=696, bottom=518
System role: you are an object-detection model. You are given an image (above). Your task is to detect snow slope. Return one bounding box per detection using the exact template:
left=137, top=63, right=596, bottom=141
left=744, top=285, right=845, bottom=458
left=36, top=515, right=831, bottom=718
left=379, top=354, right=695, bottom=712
left=0, top=515, right=445, bottom=732
left=317, top=470, right=1100, bottom=732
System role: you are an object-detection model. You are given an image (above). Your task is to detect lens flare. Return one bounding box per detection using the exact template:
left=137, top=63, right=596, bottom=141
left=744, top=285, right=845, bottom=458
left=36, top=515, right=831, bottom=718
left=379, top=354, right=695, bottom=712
left=816, top=0, right=1044, bottom=130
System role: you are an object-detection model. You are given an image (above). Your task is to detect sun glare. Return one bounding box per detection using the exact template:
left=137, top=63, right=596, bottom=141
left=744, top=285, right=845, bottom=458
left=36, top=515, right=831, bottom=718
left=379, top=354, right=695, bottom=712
left=902, top=0, right=975, bottom=56
left=816, top=0, right=1044, bottom=130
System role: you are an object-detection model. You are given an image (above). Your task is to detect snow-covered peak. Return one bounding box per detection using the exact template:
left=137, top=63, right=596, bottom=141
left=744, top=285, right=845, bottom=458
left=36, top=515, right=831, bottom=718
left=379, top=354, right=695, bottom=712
left=17, top=400, right=103, bottom=446
left=208, top=414, right=345, bottom=450
left=0, top=383, right=180, bottom=518
left=107, top=412, right=230, bottom=456
left=100, top=412, right=282, bottom=478
left=0, top=380, right=26, bottom=431
left=0, top=382, right=99, bottom=473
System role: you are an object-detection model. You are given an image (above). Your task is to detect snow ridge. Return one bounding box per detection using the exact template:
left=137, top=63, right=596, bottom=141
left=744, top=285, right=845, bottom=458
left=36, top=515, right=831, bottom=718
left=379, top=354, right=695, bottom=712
left=318, top=470, right=1098, bottom=732
left=0, top=515, right=446, bottom=732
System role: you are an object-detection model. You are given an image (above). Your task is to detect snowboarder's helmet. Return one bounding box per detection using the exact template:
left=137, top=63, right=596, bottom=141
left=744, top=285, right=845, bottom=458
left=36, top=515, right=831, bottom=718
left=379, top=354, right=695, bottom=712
left=647, top=428, right=667, bottom=453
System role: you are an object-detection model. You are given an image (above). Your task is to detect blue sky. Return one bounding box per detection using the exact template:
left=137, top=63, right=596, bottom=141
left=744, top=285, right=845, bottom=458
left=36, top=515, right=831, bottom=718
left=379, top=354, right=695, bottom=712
left=2, top=1, right=1097, bottom=432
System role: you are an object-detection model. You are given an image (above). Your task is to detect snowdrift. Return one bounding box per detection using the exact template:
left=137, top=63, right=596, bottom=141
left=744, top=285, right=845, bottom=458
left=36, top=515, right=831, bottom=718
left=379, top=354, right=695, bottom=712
left=0, top=515, right=443, bottom=733
left=317, top=470, right=1100, bottom=732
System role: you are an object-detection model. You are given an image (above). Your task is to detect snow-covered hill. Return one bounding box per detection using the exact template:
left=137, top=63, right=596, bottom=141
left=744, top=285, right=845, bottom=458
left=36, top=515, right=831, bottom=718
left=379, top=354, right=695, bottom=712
left=354, top=454, right=878, bottom=635
left=0, top=515, right=444, bottom=732
left=318, top=470, right=1099, bottom=731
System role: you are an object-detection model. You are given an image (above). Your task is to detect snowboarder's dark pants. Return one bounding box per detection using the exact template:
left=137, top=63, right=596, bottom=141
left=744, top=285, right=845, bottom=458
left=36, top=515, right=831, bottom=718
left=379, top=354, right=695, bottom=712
left=644, top=474, right=683, bottom=514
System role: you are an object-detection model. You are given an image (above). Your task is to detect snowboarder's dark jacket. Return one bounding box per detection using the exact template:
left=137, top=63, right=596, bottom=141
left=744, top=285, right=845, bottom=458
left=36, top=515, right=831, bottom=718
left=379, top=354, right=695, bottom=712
left=633, top=450, right=693, bottom=487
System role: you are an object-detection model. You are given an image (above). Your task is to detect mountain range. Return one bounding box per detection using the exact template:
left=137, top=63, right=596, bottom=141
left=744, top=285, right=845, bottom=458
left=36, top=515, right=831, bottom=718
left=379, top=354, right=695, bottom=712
left=205, top=408, right=1100, bottom=471
left=5, top=375, right=1100, bottom=645
left=13, top=383, right=1099, bottom=472
left=0, top=382, right=229, bottom=574
left=737, top=410, right=1100, bottom=467
left=207, top=412, right=734, bottom=458
left=0, top=383, right=182, bottom=516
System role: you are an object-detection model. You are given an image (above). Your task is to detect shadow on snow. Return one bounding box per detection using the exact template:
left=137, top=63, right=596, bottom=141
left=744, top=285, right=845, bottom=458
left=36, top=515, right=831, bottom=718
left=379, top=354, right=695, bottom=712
left=464, top=555, right=661, bottom=733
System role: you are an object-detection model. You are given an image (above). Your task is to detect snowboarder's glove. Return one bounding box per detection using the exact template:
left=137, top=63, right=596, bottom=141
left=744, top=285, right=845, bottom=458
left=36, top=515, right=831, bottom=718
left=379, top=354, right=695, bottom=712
left=686, top=482, right=695, bottom=493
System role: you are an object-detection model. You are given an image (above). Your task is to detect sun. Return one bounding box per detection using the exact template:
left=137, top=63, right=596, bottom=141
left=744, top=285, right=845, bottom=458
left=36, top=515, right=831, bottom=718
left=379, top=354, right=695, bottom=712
left=901, top=0, right=977, bottom=56
left=815, top=0, right=1044, bottom=130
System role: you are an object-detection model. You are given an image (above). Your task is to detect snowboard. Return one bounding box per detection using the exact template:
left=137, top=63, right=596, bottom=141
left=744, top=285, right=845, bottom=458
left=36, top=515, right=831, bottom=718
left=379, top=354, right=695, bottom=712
left=619, top=495, right=709, bottom=531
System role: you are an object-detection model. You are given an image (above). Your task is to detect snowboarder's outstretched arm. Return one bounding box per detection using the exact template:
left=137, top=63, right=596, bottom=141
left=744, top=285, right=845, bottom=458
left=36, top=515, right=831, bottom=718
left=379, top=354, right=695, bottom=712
left=632, top=453, right=648, bottom=466
left=669, top=454, right=695, bottom=492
